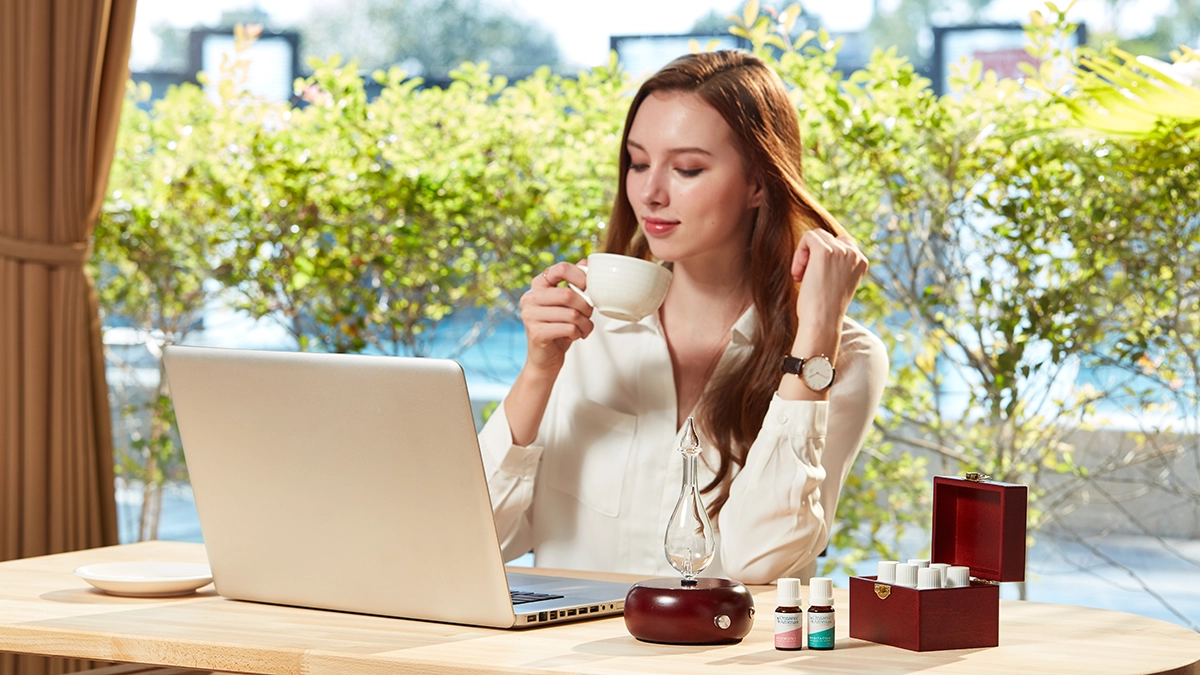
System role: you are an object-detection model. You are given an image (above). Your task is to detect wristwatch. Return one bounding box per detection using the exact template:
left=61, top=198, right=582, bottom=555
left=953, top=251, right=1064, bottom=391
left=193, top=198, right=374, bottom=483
left=781, top=354, right=836, bottom=392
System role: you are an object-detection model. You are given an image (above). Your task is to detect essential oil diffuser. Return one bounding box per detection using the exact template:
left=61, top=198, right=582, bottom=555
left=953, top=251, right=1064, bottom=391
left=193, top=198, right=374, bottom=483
left=623, top=418, right=755, bottom=645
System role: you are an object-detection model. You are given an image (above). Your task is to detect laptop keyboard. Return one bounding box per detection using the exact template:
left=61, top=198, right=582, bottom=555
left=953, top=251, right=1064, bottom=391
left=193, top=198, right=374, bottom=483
left=510, top=590, right=564, bottom=605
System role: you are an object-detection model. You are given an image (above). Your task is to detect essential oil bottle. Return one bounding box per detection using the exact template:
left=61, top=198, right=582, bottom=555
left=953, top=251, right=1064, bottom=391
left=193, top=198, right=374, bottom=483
left=807, top=577, right=835, bottom=650
left=774, top=578, right=804, bottom=651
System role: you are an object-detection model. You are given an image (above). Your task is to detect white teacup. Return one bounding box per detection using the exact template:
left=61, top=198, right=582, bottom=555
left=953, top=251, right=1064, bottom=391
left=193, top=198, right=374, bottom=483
left=575, top=253, right=672, bottom=322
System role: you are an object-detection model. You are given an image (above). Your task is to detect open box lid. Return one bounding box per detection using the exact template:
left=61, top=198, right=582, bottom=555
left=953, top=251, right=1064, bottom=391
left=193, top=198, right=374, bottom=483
left=931, top=475, right=1028, bottom=582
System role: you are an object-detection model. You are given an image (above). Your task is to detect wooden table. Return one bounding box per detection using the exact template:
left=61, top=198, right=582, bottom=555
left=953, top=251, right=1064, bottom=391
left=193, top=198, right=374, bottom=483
left=1, top=542, right=1197, bottom=675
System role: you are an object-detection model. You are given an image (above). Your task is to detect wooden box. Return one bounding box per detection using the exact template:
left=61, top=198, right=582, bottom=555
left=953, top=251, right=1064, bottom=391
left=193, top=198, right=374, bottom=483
left=848, top=475, right=1028, bottom=651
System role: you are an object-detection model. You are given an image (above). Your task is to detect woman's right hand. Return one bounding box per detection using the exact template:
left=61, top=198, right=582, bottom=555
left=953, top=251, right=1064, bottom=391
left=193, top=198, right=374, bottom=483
left=518, top=261, right=594, bottom=377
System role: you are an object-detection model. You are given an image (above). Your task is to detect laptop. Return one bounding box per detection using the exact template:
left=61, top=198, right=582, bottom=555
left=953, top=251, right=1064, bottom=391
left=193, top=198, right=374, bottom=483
left=163, top=345, right=630, bottom=628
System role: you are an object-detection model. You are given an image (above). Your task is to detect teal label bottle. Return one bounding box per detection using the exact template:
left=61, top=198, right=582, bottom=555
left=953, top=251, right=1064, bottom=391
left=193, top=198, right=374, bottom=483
left=807, top=577, right=836, bottom=650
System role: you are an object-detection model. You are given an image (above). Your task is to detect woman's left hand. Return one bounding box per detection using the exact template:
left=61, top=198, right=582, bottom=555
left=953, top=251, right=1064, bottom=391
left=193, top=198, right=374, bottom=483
left=790, top=228, right=869, bottom=352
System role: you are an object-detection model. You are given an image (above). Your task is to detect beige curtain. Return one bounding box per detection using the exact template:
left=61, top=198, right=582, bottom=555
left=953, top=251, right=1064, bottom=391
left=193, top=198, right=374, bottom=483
left=1, top=0, right=136, bottom=673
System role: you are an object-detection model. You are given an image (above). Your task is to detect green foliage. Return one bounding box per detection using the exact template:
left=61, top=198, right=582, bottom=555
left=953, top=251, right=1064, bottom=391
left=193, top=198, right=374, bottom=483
left=208, top=55, right=625, bottom=354
left=96, top=4, right=1199, bottom=571
left=732, top=1, right=1199, bottom=574
left=93, top=78, right=230, bottom=539
left=1056, top=46, right=1200, bottom=138
left=1022, top=14, right=1200, bottom=546
left=479, top=400, right=500, bottom=425
left=824, top=448, right=931, bottom=575
left=93, top=34, right=626, bottom=537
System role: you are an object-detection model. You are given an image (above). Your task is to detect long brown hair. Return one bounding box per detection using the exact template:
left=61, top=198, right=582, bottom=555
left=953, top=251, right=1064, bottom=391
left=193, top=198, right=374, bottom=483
left=604, top=50, right=844, bottom=518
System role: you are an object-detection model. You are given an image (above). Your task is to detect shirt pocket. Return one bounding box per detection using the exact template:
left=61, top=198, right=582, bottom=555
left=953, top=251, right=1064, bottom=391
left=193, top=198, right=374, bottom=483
left=545, top=398, right=637, bottom=517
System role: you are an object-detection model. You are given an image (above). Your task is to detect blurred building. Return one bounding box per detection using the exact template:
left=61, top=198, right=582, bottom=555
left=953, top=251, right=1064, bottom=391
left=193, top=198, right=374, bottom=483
left=132, top=27, right=301, bottom=104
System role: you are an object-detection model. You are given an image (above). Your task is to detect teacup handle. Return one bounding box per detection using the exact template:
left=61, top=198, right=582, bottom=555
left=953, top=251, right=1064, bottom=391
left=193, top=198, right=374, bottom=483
left=566, top=264, right=593, bottom=307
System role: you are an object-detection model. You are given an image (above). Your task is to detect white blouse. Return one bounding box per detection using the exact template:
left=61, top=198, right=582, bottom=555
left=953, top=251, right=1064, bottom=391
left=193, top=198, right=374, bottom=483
left=478, top=306, right=888, bottom=584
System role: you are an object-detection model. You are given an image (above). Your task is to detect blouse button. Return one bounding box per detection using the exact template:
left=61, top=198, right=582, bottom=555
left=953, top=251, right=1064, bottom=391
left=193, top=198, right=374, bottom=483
left=777, top=414, right=788, bottom=424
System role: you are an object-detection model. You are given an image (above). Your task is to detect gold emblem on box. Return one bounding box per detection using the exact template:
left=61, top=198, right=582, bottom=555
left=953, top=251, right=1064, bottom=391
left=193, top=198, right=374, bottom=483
left=874, top=583, right=891, bottom=600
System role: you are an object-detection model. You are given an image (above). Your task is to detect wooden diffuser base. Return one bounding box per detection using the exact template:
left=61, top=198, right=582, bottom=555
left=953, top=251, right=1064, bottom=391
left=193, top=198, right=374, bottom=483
left=623, top=577, right=755, bottom=645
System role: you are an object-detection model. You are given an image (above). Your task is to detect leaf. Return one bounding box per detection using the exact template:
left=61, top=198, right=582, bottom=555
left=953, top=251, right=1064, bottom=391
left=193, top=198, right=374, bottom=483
left=1065, top=48, right=1200, bottom=137
left=764, top=34, right=789, bottom=51
left=780, top=3, right=802, bottom=32
left=743, top=0, right=760, bottom=29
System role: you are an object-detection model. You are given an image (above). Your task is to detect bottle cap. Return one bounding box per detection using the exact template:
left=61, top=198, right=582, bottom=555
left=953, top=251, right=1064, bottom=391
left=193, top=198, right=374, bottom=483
left=929, top=563, right=951, bottom=587
left=895, top=563, right=918, bottom=588
left=877, top=560, right=898, bottom=583
left=809, top=577, right=834, bottom=606
left=947, top=566, right=971, bottom=588
left=917, top=567, right=941, bottom=589
left=907, top=558, right=929, bottom=568
left=776, top=577, right=802, bottom=606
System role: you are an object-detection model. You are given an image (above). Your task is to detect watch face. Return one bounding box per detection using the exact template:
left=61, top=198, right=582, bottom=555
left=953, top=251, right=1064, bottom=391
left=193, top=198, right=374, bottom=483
left=800, top=356, right=835, bottom=391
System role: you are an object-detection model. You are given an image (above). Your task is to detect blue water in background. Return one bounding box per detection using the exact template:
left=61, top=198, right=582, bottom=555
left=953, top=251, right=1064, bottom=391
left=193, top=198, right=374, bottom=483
left=166, top=302, right=531, bottom=404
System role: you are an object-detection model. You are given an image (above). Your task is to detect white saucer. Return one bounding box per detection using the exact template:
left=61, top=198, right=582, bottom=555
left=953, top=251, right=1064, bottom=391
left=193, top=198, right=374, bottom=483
left=73, top=562, right=213, bottom=597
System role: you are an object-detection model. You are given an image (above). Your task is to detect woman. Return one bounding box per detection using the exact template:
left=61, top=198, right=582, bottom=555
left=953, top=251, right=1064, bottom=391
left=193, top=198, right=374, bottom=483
left=478, top=50, right=888, bottom=585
